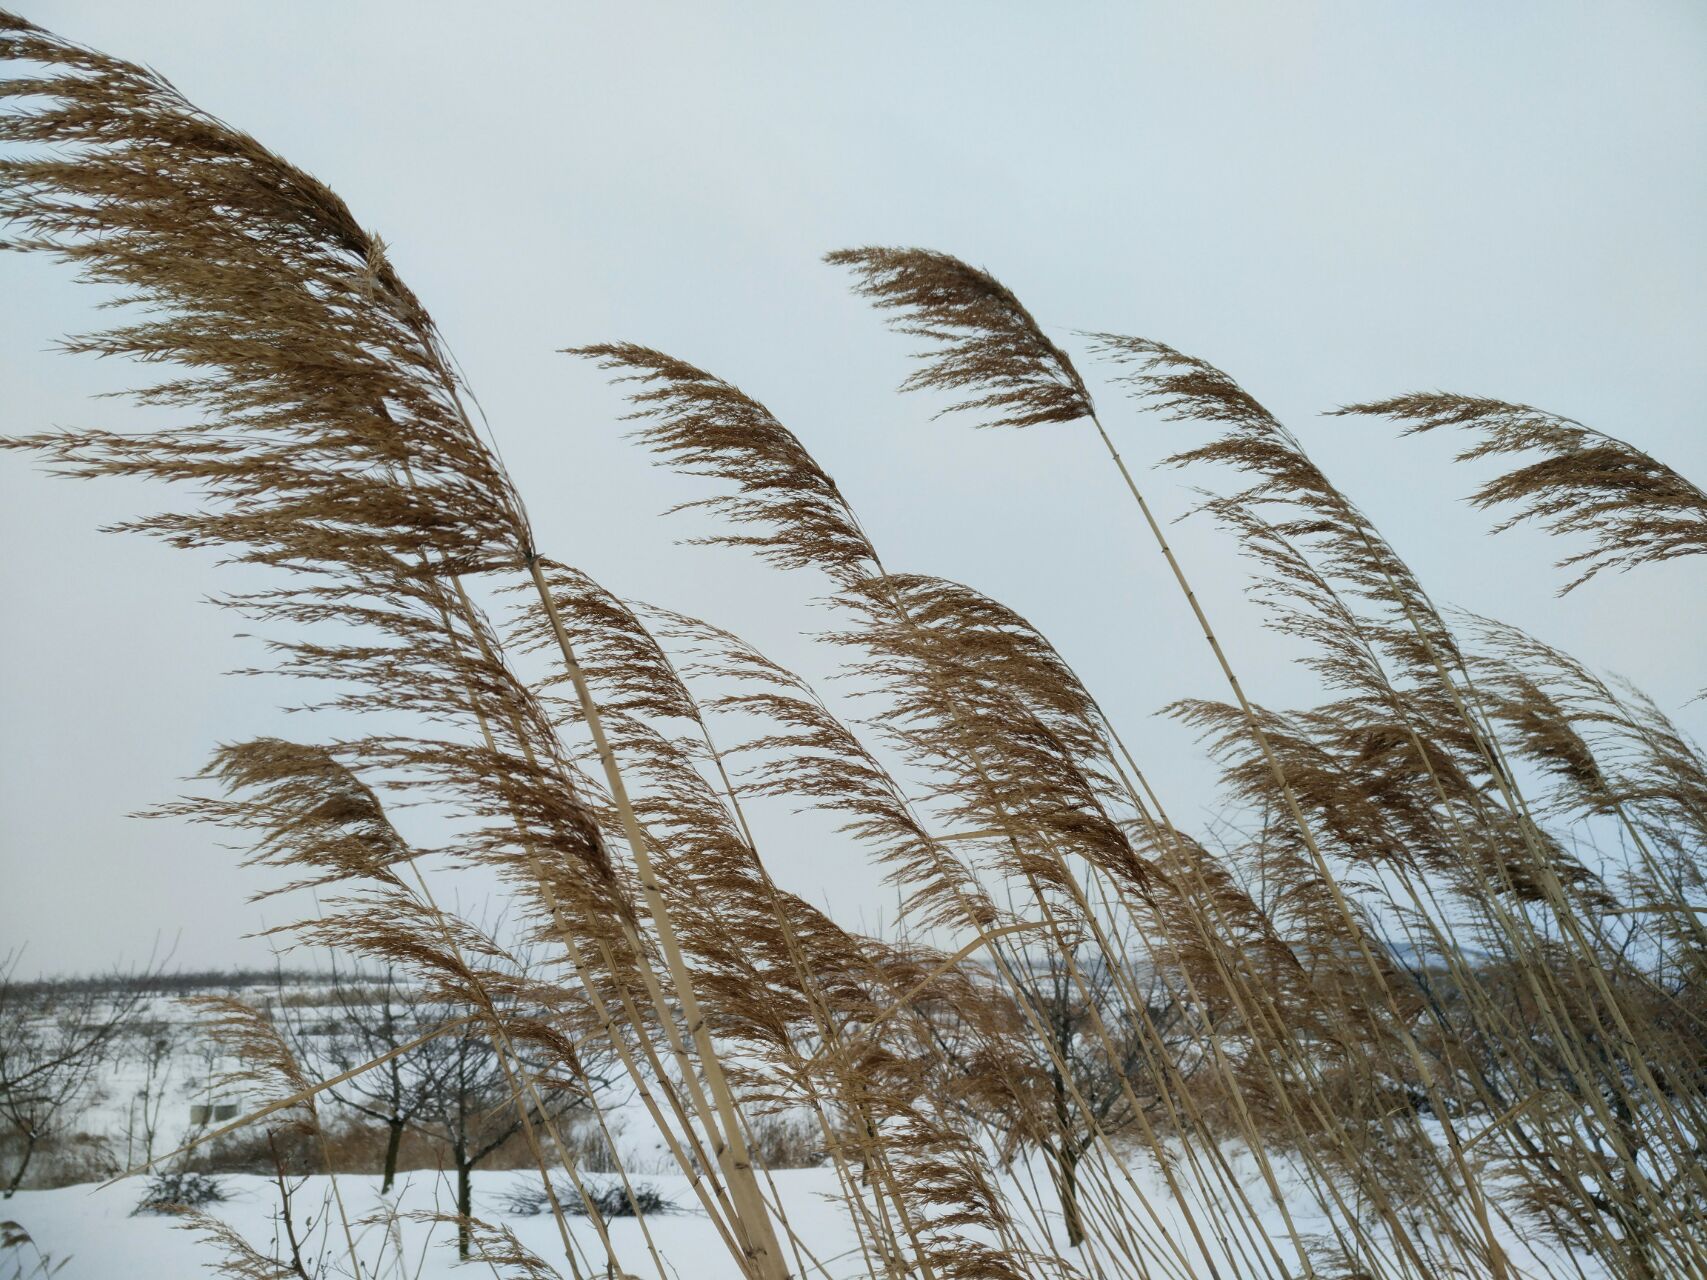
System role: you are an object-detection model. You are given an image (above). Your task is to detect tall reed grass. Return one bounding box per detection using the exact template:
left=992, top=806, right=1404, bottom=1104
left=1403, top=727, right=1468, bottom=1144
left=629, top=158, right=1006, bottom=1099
left=3, top=11, right=1703, bottom=1279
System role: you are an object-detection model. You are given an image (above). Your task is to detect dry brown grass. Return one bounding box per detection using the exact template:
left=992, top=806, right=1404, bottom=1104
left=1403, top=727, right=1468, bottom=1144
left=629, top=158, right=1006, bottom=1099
left=4, top=12, right=1704, bottom=1280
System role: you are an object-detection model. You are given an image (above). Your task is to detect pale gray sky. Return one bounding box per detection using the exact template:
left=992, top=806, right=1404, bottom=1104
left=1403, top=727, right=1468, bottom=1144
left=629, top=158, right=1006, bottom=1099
left=3, top=2, right=1704, bottom=974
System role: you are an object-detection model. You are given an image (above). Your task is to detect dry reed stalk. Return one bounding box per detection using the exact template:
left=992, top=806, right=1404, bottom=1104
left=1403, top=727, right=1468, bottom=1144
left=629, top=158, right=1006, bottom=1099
left=507, top=565, right=1024, bottom=1278
left=572, top=341, right=1450, bottom=1279
left=569, top=348, right=1218, bottom=1272
left=440, top=583, right=774, bottom=1272
left=505, top=590, right=1085, bottom=1276
left=1101, top=349, right=1707, bottom=1278
left=1145, top=344, right=1700, bottom=1277
left=828, top=247, right=1517, bottom=1279
left=0, top=16, right=792, bottom=1275
left=1094, top=347, right=1707, bottom=1276
left=523, top=561, right=792, bottom=1278
left=831, top=247, right=1703, bottom=1279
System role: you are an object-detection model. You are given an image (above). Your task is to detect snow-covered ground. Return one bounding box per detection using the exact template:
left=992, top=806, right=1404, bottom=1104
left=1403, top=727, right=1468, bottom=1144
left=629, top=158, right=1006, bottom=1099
left=2, top=978, right=1609, bottom=1279
left=7, top=1169, right=852, bottom=1280
left=6, top=1152, right=1603, bottom=1280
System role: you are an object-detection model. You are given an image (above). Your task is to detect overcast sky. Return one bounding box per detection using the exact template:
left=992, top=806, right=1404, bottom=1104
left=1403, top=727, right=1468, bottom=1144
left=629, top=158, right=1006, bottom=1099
left=3, top=2, right=1704, bottom=975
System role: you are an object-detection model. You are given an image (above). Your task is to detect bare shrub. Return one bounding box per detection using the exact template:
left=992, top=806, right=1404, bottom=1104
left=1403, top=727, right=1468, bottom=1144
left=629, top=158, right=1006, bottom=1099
left=133, top=1170, right=227, bottom=1216
left=746, top=1113, right=821, bottom=1170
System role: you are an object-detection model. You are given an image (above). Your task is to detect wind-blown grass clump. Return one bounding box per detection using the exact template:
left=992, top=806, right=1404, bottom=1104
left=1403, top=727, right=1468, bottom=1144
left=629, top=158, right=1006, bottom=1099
left=4, top=11, right=1704, bottom=1280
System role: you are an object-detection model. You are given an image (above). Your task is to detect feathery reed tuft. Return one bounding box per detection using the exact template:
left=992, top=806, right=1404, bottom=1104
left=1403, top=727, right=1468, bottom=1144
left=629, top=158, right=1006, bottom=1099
left=1338, top=393, right=1707, bottom=592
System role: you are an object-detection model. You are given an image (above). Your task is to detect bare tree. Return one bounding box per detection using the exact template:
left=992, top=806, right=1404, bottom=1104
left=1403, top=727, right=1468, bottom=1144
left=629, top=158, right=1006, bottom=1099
left=0, top=951, right=151, bottom=1196
left=123, top=1013, right=184, bottom=1171
left=410, top=1006, right=612, bottom=1259
left=280, top=965, right=449, bottom=1194
left=1021, top=945, right=1192, bottom=1249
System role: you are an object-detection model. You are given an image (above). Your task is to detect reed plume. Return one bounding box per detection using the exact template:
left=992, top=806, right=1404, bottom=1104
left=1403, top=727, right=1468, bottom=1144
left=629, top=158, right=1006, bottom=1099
left=824, top=248, right=1092, bottom=430
left=1338, top=393, right=1707, bottom=594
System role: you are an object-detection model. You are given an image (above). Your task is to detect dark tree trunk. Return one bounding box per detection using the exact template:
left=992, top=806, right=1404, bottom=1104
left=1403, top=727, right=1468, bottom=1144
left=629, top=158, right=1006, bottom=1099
left=456, top=1153, right=473, bottom=1260
left=1054, top=1145, right=1085, bottom=1248
left=381, top=1118, right=404, bottom=1194
left=1046, top=1048, right=1086, bottom=1249
left=3, top=1129, right=37, bottom=1198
